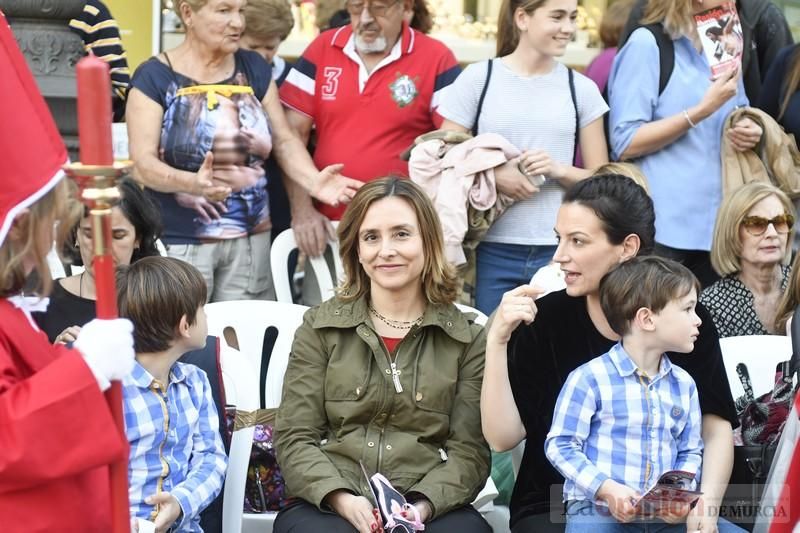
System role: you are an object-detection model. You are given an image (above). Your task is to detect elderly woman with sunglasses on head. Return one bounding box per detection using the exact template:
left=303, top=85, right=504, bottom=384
left=700, top=182, right=796, bottom=338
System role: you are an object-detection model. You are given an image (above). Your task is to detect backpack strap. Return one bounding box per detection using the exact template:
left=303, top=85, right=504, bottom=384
left=471, top=59, right=493, bottom=136
left=641, top=23, right=675, bottom=95
left=567, top=67, right=579, bottom=164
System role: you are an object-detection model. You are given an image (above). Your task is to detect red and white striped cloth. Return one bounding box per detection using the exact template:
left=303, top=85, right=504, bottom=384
left=754, top=391, right=800, bottom=533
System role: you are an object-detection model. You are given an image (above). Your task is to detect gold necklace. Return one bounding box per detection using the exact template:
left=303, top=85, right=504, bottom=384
left=368, top=304, right=424, bottom=330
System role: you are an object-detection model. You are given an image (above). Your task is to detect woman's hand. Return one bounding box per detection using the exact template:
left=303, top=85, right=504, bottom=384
left=518, top=149, right=566, bottom=180
left=146, top=492, right=182, bottom=533
left=727, top=117, right=763, bottom=152
left=325, top=491, right=381, bottom=533
left=55, top=325, right=81, bottom=345
left=685, top=498, right=719, bottom=533
left=495, top=160, right=540, bottom=201
left=193, top=152, right=232, bottom=202
left=596, top=479, right=640, bottom=523
left=174, top=193, right=227, bottom=224
left=309, top=164, right=363, bottom=207
left=697, top=67, right=739, bottom=118
left=487, top=285, right=542, bottom=345
left=403, top=500, right=433, bottom=523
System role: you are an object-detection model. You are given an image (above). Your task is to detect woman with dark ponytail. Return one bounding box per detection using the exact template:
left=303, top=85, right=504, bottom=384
left=482, top=174, right=743, bottom=533
left=438, top=0, right=608, bottom=316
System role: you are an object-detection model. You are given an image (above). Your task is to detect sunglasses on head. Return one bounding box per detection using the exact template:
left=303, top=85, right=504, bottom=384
left=740, top=213, right=795, bottom=236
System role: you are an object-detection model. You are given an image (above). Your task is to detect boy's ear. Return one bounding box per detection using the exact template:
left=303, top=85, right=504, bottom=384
left=177, top=314, right=191, bottom=339
left=634, top=306, right=656, bottom=331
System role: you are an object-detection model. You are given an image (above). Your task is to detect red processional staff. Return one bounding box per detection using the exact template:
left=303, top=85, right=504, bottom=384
left=64, top=54, right=130, bottom=533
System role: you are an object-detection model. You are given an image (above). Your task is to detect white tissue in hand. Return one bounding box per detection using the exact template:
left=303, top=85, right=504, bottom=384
left=529, top=263, right=566, bottom=298
left=74, top=318, right=135, bottom=389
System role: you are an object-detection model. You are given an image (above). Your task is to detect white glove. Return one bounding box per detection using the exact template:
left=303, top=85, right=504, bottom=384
left=74, top=318, right=135, bottom=391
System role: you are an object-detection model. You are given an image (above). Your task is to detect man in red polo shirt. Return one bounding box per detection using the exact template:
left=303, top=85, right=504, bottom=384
left=279, top=0, right=460, bottom=267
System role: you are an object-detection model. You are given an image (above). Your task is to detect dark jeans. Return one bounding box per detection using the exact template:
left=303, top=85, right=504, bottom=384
left=475, top=241, right=559, bottom=315
left=653, top=243, right=719, bottom=289
left=274, top=500, right=491, bottom=533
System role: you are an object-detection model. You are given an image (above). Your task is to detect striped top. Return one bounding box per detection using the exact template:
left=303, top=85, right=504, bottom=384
left=69, top=0, right=130, bottom=121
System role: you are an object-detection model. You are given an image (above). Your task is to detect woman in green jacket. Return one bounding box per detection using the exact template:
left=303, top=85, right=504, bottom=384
left=274, top=178, right=491, bottom=533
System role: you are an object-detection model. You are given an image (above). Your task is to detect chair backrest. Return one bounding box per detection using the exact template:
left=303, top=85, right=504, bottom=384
left=719, top=335, right=793, bottom=400
left=270, top=228, right=342, bottom=304
left=218, top=344, right=259, bottom=533
left=47, top=245, right=66, bottom=279
left=205, top=300, right=309, bottom=409
left=454, top=303, right=489, bottom=326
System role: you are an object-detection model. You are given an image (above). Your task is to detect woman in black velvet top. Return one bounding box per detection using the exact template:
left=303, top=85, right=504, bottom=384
left=34, top=178, right=162, bottom=343
left=482, top=174, right=741, bottom=533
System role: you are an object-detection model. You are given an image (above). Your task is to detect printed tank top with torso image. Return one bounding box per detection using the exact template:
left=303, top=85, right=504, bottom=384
left=130, top=49, right=274, bottom=243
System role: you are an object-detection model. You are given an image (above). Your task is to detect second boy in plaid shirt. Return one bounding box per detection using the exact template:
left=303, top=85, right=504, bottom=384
left=546, top=256, right=704, bottom=531
left=119, top=257, right=227, bottom=532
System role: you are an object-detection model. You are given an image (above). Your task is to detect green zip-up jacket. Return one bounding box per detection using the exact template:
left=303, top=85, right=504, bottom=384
left=274, top=295, right=491, bottom=519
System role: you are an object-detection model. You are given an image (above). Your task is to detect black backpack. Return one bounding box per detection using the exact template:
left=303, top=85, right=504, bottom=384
left=603, top=23, right=674, bottom=158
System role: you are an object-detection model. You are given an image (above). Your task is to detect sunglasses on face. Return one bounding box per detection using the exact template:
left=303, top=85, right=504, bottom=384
left=740, top=213, right=795, bottom=236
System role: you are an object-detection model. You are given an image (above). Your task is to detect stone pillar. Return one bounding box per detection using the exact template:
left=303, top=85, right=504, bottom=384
left=1, top=0, right=86, bottom=159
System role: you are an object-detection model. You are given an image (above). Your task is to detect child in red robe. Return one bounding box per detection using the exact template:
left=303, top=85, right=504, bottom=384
left=0, top=11, right=136, bottom=532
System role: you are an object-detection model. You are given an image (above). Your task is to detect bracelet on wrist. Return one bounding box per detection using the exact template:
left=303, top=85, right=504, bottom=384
left=683, top=109, right=697, bottom=129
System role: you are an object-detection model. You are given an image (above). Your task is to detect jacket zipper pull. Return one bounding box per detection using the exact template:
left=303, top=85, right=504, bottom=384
left=390, top=362, right=403, bottom=393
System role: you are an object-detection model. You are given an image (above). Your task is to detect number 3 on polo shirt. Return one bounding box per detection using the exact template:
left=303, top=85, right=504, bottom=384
left=322, top=67, right=342, bottom=100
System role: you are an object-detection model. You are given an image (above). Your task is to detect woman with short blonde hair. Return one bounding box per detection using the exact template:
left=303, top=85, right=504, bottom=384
left=701, top=182, right=795, bottom=337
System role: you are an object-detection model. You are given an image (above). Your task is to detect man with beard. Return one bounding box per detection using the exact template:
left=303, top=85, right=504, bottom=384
left=279, top=0, right=459, bottom=302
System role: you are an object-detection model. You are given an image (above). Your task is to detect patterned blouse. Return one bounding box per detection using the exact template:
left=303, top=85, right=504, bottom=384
left=699, top=265, right=791, bottom=338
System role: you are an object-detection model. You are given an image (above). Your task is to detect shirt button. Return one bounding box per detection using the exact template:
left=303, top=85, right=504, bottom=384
left=446, top=321, right=453, bottom=327
left=385, top=369, right=391, bottom=374
left=334, top=309, right=341, bottom=315
left=386, top=445, right=392, bottom=450
left=416, top=392, right=423, bottom=401
left=368, top=441, right=375, bottom=447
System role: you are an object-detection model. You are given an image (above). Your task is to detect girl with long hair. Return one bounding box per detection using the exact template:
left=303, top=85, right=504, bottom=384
left=438, top=0, right=609, bottom=315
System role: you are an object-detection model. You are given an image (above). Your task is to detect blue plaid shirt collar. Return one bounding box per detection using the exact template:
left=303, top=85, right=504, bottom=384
left=129, top=360, right=189, bottom=389
left=608, top=342, right=673, bottom=381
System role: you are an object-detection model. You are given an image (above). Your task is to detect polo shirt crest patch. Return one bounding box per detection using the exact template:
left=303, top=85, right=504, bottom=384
left=389, top=73, right=419, bottom=108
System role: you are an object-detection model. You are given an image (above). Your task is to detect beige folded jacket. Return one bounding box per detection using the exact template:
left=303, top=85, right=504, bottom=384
left=721, top=107, right=800, bottom=199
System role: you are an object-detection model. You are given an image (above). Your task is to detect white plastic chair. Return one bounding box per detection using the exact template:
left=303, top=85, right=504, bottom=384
left=205, top=300, right=309, bottom=533
left=719, top=335, right=792, bottom=400
left=269, top=228, right=342, bottom=304
left=47, top=245, right=66, bottom=279
left=218, top=344, right=260, bottom=533
left=454, top=303, right=489, bottom=326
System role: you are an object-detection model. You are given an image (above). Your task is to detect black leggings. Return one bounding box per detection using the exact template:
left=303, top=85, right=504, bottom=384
left=273, top=499, right=492, bottom=533
left=511, top=511, right=566, bottom=533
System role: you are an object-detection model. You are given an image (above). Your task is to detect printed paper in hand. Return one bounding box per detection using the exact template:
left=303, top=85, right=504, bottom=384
left=634, top=470, right=703, bottom=517
left=694, top=1, right=744, bottom=77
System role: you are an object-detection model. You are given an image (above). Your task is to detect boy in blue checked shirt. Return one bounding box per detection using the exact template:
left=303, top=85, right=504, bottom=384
left=545, top=256, right=704, bottom=531
left=118, top=257, right=226, bottom=532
